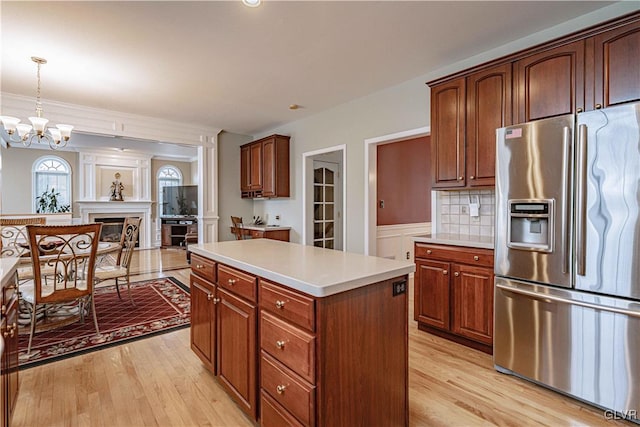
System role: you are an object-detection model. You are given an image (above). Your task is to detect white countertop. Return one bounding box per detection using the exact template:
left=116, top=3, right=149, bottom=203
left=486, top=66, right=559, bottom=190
left=241, top=224, right=291, bottom=231
left=413, top=233, right=494, bottom=250
left=190, top=239, right=415, bottom=297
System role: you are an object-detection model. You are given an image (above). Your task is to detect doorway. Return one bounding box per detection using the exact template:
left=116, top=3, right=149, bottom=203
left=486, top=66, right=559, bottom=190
left=303, top=146, right=345, bottom=251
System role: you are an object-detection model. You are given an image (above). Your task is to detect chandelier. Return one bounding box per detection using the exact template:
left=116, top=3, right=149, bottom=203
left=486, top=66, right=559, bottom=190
left=0, top=57, right=73, bottom=150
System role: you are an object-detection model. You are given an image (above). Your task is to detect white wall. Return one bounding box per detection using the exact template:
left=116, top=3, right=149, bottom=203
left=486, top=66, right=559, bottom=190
left=249, top=2, right=638, bottom=254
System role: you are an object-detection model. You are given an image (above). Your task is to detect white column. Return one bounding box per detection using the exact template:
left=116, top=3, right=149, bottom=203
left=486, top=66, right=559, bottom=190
left=198, top=134, right=220, bottom=243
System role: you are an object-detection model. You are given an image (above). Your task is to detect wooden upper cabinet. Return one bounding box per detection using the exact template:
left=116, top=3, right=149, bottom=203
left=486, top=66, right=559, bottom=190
left=431, top=77, right=466, bottom=188
left=514, top=40, right=585, bottom=123
left=588, top=19, right=640, bottom=109
left=262, top=135, right=290, bottom=198
left=466, top=63, right=512, bottom=187
left=240, top=135, right=289, bottom=199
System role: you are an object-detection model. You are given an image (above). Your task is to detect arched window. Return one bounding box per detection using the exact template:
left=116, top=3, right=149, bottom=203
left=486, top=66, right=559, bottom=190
left=157, top=165, right=183, bottom=217
left=33, top=156, right=72, bottom=213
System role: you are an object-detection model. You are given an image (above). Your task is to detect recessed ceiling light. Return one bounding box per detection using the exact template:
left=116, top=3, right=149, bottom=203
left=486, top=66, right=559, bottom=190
left=242, top=0, right=261, bottom=7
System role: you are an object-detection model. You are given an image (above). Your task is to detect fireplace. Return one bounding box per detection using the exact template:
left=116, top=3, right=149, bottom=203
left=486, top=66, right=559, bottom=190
left=94, top=217, right=141, bottom=247
left=77, top=201, right=152, bottom=249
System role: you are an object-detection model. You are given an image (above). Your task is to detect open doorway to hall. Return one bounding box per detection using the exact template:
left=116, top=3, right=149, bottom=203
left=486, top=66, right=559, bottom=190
left=303, top=146, right=345, bottom=251
left=365, top=127, right=432, bottom=259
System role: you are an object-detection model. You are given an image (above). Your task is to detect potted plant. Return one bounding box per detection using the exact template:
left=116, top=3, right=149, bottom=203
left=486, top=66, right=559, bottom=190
left=35, top=187, right=71, bottom=213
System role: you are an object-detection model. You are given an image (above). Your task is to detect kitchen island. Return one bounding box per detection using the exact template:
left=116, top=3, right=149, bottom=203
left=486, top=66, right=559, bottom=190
left=189, top=239, right=414, bottom=426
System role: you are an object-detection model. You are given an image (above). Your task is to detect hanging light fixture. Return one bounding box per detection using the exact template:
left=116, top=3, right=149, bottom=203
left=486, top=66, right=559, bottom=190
left=0, top=57, right=73, bottom=150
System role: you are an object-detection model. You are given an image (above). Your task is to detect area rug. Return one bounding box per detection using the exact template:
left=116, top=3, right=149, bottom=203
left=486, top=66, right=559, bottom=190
left=18, top=277, right=190, bottom=369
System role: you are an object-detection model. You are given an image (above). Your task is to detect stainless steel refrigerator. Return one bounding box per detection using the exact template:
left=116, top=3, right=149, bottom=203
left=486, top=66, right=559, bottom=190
left=494, top=102, right=640, bottom=422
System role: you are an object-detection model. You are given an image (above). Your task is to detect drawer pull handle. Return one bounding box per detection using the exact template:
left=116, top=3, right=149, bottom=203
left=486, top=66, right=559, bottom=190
left=454, top=272, right=460, bottom=277
left=442, top=270, right=448, bottom=275
left=3, top=322, right=16, bottom=339
left=275, top=300, right=286, bottom=309
left=228, top=278, right=237, bottom=285
left=276, top=385, right=286, bottom=394
left=276, top=340, right=286, bottom=349
left=213, top=298, right=220, bottom=304
left=426, top=250, right=432, bottom=255
left=474, top=256, right=479, bottom=261
left=196, top=264, right=204, bottom=269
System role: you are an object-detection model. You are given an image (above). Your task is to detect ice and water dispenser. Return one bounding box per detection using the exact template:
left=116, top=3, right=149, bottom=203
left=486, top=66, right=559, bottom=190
left=507, top=200, right=554, bottom=252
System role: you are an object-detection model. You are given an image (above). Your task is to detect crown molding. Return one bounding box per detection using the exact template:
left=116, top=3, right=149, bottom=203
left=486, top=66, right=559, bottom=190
left=0, top=92, right=222, bottom=147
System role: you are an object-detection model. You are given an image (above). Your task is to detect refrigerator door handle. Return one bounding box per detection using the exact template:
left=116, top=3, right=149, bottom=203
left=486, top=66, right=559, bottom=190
left=495, top=283, right=640, bottom=318
left=561, top=126, right=571, bottom=274
left=576, top=124, right=588, bottom=276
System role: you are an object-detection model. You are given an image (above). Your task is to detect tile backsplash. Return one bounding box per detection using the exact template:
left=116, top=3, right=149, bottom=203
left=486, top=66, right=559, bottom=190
left=436, top=189, right=495, bottom=237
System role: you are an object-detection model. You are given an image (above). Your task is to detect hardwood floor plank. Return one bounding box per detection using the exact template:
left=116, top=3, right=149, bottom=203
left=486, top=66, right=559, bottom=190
left=11, top=248, right=633, bottom=426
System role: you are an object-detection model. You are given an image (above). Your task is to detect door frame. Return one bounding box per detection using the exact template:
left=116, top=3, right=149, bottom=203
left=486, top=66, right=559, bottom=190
left=364, top=126, right=430, bottom=256
left=302, top=145, right=347, bottom=250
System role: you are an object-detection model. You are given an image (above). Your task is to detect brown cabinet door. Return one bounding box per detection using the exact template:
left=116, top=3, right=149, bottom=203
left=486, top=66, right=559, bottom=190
left=466, top=64, right=512, bottom=187
left=4, top=296, right=18, bottom=421
left=249, top=142, right=263, bottom=190
left=190, top=274, right=216, bottom=372
left=414, top=259, right=451, bottom=330
left=241, top=145, right=251, bottom=192
left=262, top=137, right=276, bottom=197
left=514, top=40, right=585, bottom=123
left=589, top=20, right=640, bottom=109
left=431, top=77, right=466, bottom=188
left=217, top=288, right=257, bottom=420
left=161, top=224, right=172, bottom=247
left=451, top=264, right=494, bottom=345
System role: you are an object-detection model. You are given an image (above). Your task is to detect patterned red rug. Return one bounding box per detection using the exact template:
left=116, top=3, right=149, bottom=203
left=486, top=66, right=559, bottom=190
left=18, top=277, right=190, bottom=369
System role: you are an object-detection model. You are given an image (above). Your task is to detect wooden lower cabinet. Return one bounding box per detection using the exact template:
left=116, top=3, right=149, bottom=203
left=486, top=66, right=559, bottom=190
left=414, top=242, right=494, bottom=353
left=217, top=287, right=257, bottom=419
left=1, top=272, right=19, bottom=427
left=191, top=255, right=408, bottom=426
left=190, top=273, right=216, bottom=372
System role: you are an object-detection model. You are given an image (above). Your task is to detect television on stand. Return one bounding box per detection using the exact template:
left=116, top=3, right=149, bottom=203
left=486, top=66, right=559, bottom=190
left=161, top=185, right=198, bottom=218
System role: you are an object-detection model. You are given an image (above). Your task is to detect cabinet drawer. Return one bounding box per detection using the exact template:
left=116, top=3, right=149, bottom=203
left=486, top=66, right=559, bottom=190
left=218, top=264, right=257, bottom=303
left=261, top=390, right=305, bottom=427
left=261, top=351, right=315, bottom=426
left=260, top=279, right=315, bottom=332
left=191, top=254, right=216, bottom=282
left=261, top=311, right=315, bottom=384
left=250, top=230, right=264, bottom=239
left=415, top=243, right=493, bottom=267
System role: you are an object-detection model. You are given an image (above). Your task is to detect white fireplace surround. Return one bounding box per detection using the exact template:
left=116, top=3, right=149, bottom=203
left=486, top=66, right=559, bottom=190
left=78, top=201, right=152, bottom=248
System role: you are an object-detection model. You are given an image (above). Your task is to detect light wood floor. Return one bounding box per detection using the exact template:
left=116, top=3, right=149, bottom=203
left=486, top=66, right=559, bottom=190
left=12, top=249, right=629, bottom=426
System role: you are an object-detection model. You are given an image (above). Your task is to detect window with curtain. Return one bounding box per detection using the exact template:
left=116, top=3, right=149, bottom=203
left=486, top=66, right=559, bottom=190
left=157, top=165, right=183, bottom=217
left=33, top=156, right=72, bottom=213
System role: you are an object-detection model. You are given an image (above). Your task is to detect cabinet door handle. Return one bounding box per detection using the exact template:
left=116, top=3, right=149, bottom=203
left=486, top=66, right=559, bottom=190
left=473, top=256, right=479, bottom=261
left=228, top=278, right=236, bottom=285
left=469, top=175, right=475, bottom=180
left=0, top=305, right=5, bottom=315
left=595, top=104, right=602, bottom=109
left=454, top=272, right=460, bottom=277
left=207, top=293, right=213, bottom=301
left=276, top=385, right=286, bottom=394
left=442, top=270, right=448, bottom=275
left=275, top=300, right=286, bottom=309
left=426, top=250, right=432, bottom=255
left=577, top=107, right=584, bottom=113
left=458, top=176, right=463, bottom=181
left=276, top=340, right=286, bottom=349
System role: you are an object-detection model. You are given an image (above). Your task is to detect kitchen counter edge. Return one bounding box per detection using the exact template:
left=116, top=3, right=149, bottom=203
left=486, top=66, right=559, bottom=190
left=190, top=240, right=415, bottom=298
left=413, top=233, right=494, bottom=250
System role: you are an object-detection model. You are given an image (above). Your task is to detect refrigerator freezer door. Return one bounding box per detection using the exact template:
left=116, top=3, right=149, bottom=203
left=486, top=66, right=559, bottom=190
left=576, top=103, right=640, bottom=300
left=494, top=277, right=640, bottom=419
left=495, top=115, right=574, bottom=288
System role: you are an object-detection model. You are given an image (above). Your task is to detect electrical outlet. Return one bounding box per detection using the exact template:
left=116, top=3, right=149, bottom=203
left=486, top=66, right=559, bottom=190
left=392, top=280, right=407, bottom=296
left=275, top=215, right=280, bottom=220
left=406, top=251, right=410, bottom=260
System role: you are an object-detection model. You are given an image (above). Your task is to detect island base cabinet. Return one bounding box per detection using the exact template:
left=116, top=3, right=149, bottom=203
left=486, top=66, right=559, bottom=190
left=1, top=272, right=19, bottom=427
left=217, top=288, right=257, bottom=420
left=316, top=277, right=408, bottom=427
left=190, top=273, right=216, bottom=372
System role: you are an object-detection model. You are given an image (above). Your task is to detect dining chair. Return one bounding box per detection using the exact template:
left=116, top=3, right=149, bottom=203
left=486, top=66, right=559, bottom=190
left=0, top=217, right=49, bottom=284
left=21, top=223, right=102, bottom=355
left=94, top=217, right=142, bottom=305
left=231, top=216, right=247, bottom=240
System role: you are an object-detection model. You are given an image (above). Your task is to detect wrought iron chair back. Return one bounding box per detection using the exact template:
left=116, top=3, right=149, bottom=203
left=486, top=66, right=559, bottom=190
left=0, top=217, right=46, bottom=258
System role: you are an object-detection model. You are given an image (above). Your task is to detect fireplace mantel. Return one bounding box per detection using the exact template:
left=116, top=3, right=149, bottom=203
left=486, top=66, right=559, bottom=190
left=77, top=200, right=152, bottom=248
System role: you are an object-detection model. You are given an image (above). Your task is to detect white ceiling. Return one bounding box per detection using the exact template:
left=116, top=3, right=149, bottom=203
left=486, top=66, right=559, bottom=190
left=0, top=1, right=621, bottom=138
